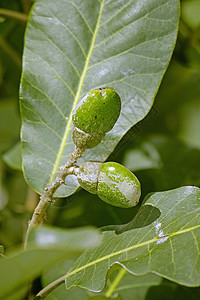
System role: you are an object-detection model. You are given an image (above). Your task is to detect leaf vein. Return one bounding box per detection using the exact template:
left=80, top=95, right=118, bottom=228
left=71, top=1, right=94, bottom=35
left=40, top=3, right=87, bottom=57
left=26, top=148, right=54, bottom=167
left=169, top=237, right=176, bottom=274
left=66, top=224, right=200, bottom=279
left=48, top=0, right=105, bottom=184
left=22, top=105, right=63, bottom=141
left=97, top=1, right=173, bottom=48
left=192, top=231, right=200, bottom=254
left=89, top=37, right=167, bottom=70
left=27, top=48, right=76, bottom=97
left=24, top=78, right=68, bottom=121
left=29, top=23, right=81, bottom=77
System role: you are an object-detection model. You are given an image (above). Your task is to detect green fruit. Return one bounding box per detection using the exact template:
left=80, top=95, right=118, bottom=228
left=72, top=87, right=121, bottom=149
left=77, top=161, right=141, bottom=208
left=77, top=161, right=102, bottom=194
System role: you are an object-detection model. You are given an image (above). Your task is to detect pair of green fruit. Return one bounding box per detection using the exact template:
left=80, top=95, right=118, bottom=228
left=72, top=87, right=141, bottom=208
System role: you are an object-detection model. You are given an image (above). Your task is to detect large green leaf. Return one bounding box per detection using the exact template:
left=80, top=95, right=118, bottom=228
left=43, top=259, right=200, bottom=299
left=65, top=186, right=200, bottom=291
left=0, top=226, right=100, bottom=299
left=20, top=0, right=179, bottom=197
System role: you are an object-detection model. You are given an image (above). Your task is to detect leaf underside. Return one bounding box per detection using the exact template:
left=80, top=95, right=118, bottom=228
left=20, top=0, right=180, bottom=196
left=65, top=186, right=200, bottom=291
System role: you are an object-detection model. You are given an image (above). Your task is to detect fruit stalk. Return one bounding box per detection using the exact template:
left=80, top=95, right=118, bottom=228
left=24, top=146, right=84, bottom=248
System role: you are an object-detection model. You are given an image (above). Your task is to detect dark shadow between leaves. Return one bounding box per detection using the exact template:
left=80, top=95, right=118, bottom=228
left=145, top=278, right=200, bottom=300
left=102, top=203, right=161, bottom=235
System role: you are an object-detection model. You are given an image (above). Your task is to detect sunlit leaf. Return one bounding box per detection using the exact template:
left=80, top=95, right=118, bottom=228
left=66, top=186, right=200, bottom=291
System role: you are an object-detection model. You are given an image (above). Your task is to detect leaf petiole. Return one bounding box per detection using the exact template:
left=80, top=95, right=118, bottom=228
left=105, top=267, right=127, bottom=298
left=0, top=8, right=28, bottom=22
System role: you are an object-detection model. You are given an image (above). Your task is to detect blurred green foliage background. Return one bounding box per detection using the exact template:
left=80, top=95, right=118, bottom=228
left=0, top=0, right=200, bottom=253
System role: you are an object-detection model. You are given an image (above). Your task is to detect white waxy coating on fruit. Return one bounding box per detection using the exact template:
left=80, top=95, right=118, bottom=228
left=97, top=171, right=141, bottom=207
left=77, top=161, right=141, bottom=208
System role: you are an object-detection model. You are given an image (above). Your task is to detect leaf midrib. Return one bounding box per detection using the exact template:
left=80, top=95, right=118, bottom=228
left=66, top=224, right=200, bottom=280
left=48, top=0, right=105, bottom=184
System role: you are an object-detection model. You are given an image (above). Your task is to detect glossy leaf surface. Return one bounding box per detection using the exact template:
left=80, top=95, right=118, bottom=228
left=20, top=0, right=179, bottom=196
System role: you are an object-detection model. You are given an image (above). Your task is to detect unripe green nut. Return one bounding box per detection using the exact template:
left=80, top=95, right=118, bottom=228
left=77, top=161, right=141, bottom=208
left=72, top=87, right=121, bottom=149
left=77, top=161, right=102, bottom=194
